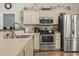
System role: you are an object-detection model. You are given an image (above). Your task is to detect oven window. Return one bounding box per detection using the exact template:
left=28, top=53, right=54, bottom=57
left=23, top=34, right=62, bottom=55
left=42, top=36, right=53, bottom=42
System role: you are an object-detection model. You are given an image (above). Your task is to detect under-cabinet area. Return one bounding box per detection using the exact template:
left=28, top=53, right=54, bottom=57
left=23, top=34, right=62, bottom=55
left=0, top=3, right=79, bottom=56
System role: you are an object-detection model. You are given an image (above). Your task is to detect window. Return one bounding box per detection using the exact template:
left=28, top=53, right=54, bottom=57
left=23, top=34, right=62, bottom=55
left=2, top=12, right=16, bottom=29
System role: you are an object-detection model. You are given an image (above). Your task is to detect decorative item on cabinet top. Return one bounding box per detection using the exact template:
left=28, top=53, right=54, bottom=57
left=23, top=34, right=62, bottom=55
left=23, top=4, right=71, bottom=11
left=4, top=3, right=12, bottom=9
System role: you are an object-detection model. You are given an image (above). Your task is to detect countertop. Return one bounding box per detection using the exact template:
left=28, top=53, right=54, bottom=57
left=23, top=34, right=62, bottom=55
left=25, top=33, right=40, bottom=35
left=0, top=36, right=32, bottom=56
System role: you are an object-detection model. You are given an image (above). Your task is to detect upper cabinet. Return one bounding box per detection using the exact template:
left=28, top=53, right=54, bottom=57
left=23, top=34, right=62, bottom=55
left=23, top=10, right=39, bottom=24
left=23, top=10, right=58, bottom=24
left=39, top=10, right=53, bottom=17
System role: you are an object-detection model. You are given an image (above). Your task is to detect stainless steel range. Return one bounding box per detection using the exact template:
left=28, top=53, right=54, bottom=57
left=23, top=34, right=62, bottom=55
left=40, top=33, right=55, bottom=50
left=36, top=17, right=55, bottom=50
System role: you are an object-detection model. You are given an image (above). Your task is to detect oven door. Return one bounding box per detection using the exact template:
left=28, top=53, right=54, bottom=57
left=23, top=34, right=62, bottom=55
left=40, top=34, right=55, bottom=45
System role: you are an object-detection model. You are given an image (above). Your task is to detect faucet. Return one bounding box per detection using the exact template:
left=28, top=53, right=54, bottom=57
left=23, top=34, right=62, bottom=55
left=12, top=23, right=26, bottom=38
left=13, top=23, right=22, bottom=29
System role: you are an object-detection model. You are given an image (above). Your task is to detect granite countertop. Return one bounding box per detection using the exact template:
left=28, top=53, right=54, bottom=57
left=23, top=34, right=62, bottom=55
left=0, top=35, right=32, bottom=56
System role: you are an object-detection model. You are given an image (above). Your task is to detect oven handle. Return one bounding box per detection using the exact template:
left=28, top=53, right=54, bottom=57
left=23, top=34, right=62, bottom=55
left=40, top=34, right=55, bottom=36
left=40, top=35, right=55, bottom=44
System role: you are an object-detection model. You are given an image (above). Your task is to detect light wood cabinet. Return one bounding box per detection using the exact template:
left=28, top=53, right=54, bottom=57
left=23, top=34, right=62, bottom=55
left=17, top=50, right=24, bottom=56
left=24, top=41, right=30, bottom=55
left=39, top=10, right=58, bottom=24
left=29, top=37, right=33, bottom=55
left=39, top=10, right=53, bottom=17
left=26, top=49, right=30, bottom=56
left=55, top=33, right=61, bottom=50
left=53, top=14, right=58, bottom=24
left=23, top=10, right=39, bottom=24
left=23, top=10, right=58, bottom=25
left=18, top=37, right=33, bottom=56
left=33, top=33, right=40, bottom=51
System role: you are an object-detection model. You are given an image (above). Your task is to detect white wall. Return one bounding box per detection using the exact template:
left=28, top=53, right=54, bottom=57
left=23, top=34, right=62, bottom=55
left=0, top=3, right=79, bottom=29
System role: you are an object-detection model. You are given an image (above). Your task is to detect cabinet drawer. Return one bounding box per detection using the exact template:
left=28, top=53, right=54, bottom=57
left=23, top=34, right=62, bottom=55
left=55, top=35, right=60, bottom=37
left=56, top=37, right=60, bottom=40
left=55, top=33, right=61, bottom=37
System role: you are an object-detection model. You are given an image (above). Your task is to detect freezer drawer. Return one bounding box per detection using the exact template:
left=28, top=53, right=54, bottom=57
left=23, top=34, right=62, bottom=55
left=64, top=40, right=79, bottom=51
left=64, top=40, right=71, bottom=51
left=76, top=40, right=79, bottom=51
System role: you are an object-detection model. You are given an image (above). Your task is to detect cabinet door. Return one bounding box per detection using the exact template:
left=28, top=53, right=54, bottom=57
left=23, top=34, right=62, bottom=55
left=23, top=10, right=32, bottom=24
left=55, top=37, right=61, bottom=50
left=53, top=14, right=58, bottom=24
left=17, top=50, right=24, bottom=56
left=34, top=34, right=40, bottom=51
left=56, top=39, right=60, bottom=49
left=46, top=11, right=53, bottom=17
left=39, top=11, right=47, bottom=17
left=23, top=10, right=39, bottom=24
left=39, top=11, right=53, bottom=17
left=31, top=11, right=39, bottom=24
left=26, top=49, right=30, bottom=56
left=29, top=38, right=33, bottom=55
left=25, top=41, right=30, bottom=55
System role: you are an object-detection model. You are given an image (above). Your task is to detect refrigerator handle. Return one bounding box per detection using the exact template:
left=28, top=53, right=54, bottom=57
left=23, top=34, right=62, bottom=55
left=72, top=16, right=75, bottom=37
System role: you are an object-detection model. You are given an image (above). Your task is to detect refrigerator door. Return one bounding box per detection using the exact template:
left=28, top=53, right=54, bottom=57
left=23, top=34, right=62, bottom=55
left=74, top=15, right=79, bottom=51
left=75, top=15, right=79, bottom=37
left=71, top=15, right=77, bottom=51
left=64, top=15, right=79, bottom=51
left=63, top=15, right=77, bottom=51
left=63, top=15, right=72, bottom=38
left=63, top=15, right=72, bottom=51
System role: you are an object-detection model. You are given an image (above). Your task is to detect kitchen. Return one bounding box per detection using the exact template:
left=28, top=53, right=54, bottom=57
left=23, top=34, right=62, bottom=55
left=0, top=3, right=79, bottom=56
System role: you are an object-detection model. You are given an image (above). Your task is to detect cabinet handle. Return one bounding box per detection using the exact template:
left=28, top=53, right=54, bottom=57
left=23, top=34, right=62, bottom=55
left=23, top=50, right=25, bottom=56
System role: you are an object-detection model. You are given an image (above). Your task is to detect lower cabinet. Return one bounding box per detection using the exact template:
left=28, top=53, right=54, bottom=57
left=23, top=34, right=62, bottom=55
left=17, top=37, right=33, bottom=56
left=55, top=33, right=61, bottom=50
left=26, top=48, right=33, bottom=56
left=55, top=38, right=61, bottom=50
left=26, top=49, right=30, bottom=56
left=17, top=50, right=24, bottom=56
left=33, top=33, right=40, bottom=51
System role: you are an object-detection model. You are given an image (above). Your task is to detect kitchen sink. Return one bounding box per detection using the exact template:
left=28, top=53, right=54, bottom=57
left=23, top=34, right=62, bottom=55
left=15, top=35, right=31, bottom=38
left=4, top=35, right=31, bottom=38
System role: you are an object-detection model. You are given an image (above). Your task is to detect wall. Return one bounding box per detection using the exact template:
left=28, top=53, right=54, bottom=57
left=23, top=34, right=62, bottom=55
left=0, top=3, right=79, bottom=29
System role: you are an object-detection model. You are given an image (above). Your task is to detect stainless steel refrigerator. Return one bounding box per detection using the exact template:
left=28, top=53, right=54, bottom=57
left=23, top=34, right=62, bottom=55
left=63, top=15, right=79, bottom=51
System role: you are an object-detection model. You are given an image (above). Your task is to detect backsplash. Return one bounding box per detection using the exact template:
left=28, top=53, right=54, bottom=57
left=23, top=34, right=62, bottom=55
left=24, top=26, right=35, bottom=33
